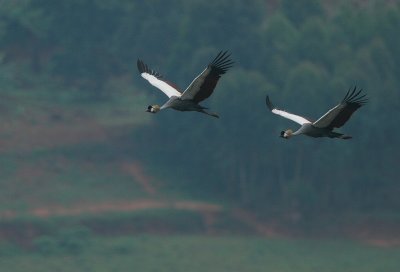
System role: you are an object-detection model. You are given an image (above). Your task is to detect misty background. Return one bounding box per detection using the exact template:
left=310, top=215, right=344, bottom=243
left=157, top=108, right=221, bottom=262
left=0, top=0, right=399, bottom=271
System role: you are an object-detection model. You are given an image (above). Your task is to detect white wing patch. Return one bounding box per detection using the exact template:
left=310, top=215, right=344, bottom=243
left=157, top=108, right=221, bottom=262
left=271, top=108, right=311, bottom=125
left=141, top=72, right=181, bottom=98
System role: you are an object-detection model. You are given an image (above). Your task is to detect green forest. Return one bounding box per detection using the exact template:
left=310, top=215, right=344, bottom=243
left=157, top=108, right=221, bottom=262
left=1, top=0, right=400, bottom=270
left=0, top=0, right=399, bottom=224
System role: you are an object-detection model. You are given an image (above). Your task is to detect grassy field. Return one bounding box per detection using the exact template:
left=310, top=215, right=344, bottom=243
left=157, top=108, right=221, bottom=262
left=0, top=234, right=399, bottom=272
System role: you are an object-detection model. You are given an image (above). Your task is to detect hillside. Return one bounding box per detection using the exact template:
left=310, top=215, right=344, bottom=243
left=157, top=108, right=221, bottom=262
left=0, top=0, right=399, bottom=253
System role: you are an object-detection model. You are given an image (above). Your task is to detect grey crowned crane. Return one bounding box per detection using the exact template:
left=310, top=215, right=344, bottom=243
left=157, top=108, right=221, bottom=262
left=137, top=51, right=234, bottom=118
left=266, top=87, right=368, bottom=139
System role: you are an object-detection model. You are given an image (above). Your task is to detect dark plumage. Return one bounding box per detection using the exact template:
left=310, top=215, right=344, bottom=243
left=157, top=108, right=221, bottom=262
left=138, top=51, right=234, bottom=118
left=266, top=86, right=368, bottom=139
left=191, top=51, right=234, bottom=103
left=327, top=87, right=368, bottom=129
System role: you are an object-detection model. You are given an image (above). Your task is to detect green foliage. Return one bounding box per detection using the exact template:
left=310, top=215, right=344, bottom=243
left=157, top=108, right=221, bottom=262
left=0, top=0, right=399, bottom=220
left=282, top=0, right=324, bottom=25
left=33, top=226, right=92, bottom=255
left=1, top=235, right=400, bottom=271
left=137, top=1, right=400, bottom=217
left=33, top=236, right=59, bottom=255
left=0, top=241, right=23, bottom=256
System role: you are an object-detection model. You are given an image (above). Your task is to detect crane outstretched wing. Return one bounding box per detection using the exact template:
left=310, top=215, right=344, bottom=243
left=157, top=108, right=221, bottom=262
left=313, top=87, right=367, bottom=129
left=181, top=51, right=234, bottom=103
left=266, top=96, right=311, bottom=125
left=137, top=59, right=181, bottom=98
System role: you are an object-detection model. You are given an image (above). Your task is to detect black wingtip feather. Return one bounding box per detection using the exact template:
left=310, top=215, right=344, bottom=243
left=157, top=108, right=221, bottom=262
left=209, top=50, right=234, bottom=74
left=137, top=59, right=144, bottom=73
left=136, top=59, right=163, bottom=78
left=342, top=86, right=368, bottom=107
left=265, top=95, right=275, bottom=111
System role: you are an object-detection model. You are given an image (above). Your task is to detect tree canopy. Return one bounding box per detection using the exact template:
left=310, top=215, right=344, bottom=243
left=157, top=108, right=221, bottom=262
left=0, top=0, right=399, bottom=221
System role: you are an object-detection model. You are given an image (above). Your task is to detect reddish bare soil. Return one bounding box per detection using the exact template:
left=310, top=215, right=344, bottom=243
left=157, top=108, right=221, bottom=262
left=121, top=161, right=157, bottom=195
left=0, top=199, right=222, bottom=219
left=347, top=226, right=400, bottom=247
left=0, top=112, right=109, bottom=152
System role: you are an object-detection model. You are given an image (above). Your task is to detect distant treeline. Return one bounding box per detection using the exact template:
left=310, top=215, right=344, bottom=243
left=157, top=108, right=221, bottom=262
left=1, top=0, right=399, bottom=219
